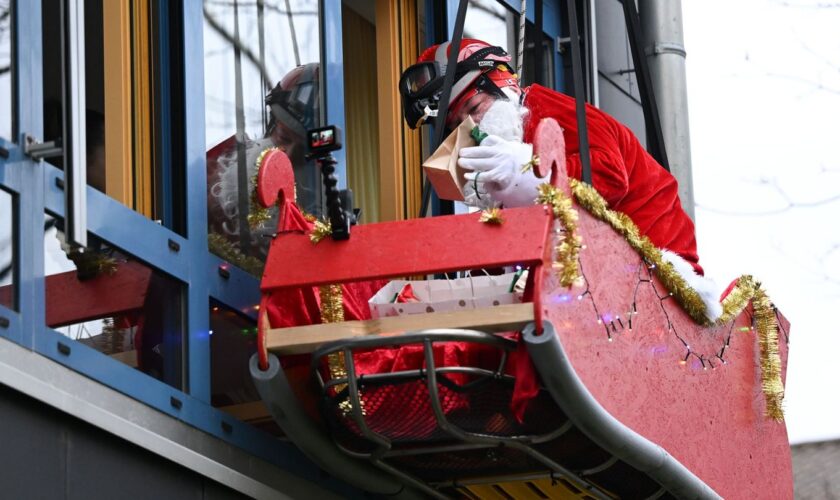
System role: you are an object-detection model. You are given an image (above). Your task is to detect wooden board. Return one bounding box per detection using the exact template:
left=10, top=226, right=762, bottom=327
left=266, top=302, right=535, bottom=355
left=261, top=205, right=552, bottom=290
left=45, top=260, right=152, bottom=327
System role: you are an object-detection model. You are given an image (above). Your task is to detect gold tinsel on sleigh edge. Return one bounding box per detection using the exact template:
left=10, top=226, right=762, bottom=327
left=565, top=179, right=785, bottom=421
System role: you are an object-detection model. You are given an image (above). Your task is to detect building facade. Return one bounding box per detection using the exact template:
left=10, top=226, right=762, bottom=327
left=0, top=0, right=670, bottom=497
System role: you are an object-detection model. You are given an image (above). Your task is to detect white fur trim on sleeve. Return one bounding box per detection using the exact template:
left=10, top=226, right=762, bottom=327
left=660, top=249, right=723, bottom=323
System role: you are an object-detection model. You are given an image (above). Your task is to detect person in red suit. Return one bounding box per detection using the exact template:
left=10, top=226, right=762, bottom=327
left=400, top=38, right=721, bottom=320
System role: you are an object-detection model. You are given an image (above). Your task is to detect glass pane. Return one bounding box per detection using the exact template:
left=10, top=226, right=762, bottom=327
left=0, top=0, right=11, bottom=140
left=40, top=0, right=184, bottom=232
left=204, top=0, right=323, bottom=271
left=0, top=188, right=13, bottom=310
left=464, top=0, right=517, bottom=62
left=521, top=25, right=554, bottom=88
left=210, top=299, right=282, bottom=436
left=44, top=214, right=185, bottom=389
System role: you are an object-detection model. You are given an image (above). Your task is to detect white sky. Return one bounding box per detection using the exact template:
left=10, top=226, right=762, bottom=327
left=683, top=0, right=840, bottom=444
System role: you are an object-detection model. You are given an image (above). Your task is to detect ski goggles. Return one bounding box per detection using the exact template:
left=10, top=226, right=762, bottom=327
left=400, top=61, right=516, bottom=128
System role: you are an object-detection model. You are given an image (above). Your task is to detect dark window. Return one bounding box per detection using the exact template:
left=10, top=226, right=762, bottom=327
left=0, top=188, right=13, bottom=310
left=40, top=0, right=185, bottom=233
left=0, top=0, right=11, bottom=140
left=44, top=214, right=186, bottom=389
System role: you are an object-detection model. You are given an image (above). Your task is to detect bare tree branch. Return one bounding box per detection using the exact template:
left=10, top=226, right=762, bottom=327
left=204, top=0, right=317, bottom=16
left=697, top=177, right=840, bottom=216
left=203, top=6, right=273, bottom=89
left=770, top=240, right=840, bottom=292
left=769, top=0, right=840, bottom=7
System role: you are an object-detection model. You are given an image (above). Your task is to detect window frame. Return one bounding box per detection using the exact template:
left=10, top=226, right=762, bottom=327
left=0, top=0, right=348, bottom=483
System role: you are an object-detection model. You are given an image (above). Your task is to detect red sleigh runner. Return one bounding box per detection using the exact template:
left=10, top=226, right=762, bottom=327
left=250, top=118, right=792, bottom=499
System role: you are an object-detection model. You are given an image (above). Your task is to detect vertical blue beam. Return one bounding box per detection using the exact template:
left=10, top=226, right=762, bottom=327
left=322, top=0, right=346, bottom=189
left=543, top=0, right=564, bottom=91
left=183, top=0, right=211, bottom=402
left=14, top=0, right=45, bottom=348
left=156, top=0, right=175, bottom=229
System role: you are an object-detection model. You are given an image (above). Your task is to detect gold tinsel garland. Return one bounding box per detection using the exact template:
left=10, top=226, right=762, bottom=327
left=479, top=208, right=504, bottom=225
left=318, top=284, right=345, bottom=384
left=521, top=154, right=541, bottom=173
left=568, top=178, right=785, bottom=420
left=68, top=250, right=119, bottom=279
left=309, top=219, right=332, bottom=244
left=717, top=275, right=785, bottom=421
left=247, top=148, right=280, bottom=230
left=536, top=184, right=583, bottom=287
left=569, top=179, right=711, bottom=326
left=207, top=232, right=265, bottom=277
left=318, top=284, right=362, bottom=414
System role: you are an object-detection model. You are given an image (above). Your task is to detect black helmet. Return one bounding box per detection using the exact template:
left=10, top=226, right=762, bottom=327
left=265, top=63, right=320, bottom=139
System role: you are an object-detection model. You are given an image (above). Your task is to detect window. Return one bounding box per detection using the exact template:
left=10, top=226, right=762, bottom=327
left=463, top=0, right=518, bottom=64
left=342, top=1, right=381, bottom=223
left=204, top=0, right=323, bottom=272
left=0, top=0, right=11, bottom=140
left=44, top=214, right=186, bottom=389
left=40, top=0, right=185, bottom=232
left=0, top=188, right=13, bottom=310
left=209, top=299, right=283, bottom=435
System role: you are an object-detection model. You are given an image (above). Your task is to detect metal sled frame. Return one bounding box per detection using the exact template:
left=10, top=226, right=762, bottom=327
left=252, top=321, right=719, bottom=499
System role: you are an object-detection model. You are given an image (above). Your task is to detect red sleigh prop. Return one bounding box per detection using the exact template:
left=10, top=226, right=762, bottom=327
left=251, top=119, right=792, bottom=499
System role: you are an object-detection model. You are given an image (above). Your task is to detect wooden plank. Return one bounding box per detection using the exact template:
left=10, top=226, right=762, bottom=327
left=45, top=260, right=152, bottom=327
left=102, top=0, right=133, bottom=204
left=262, top=205, right=551, bottom=290
left=217, top=401, right=272, bottom=424
left=132, top=0, right=154, bottom=217
left=266, top=302, right=534, bottom=355
left=375, top=0, right=404, bottom=221
left=110, top=349, right=139, bottom=368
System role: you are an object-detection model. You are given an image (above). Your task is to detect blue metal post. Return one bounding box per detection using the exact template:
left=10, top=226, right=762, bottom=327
left=13, top=0, right=45, bottom=348
left=322, top=0, right=346, bottom=189
left=182, top=0, right=212, bottom=402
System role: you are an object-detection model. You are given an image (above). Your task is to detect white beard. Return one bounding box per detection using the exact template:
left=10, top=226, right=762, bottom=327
left=477, top=89, right=528, bottom=142
left=210, top=136, right=276, bottom=240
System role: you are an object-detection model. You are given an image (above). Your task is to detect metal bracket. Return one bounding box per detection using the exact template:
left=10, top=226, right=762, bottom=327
left=24, top=134, right=63, bottom=160
left=556, top=36, right=571, bottom=54
left=644, top=42, right=687, bottom=58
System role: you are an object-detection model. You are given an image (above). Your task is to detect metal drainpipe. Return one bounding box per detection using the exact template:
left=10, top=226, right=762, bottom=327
left=638, top=0, right=695, bottom=220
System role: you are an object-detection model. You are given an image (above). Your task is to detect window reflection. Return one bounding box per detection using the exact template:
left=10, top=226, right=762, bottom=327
left=204, top=0, right=322, bottom=272
left=210, top=299, right=282, bottom=435
left=40, top=0, right=184, bottom=232
left=462, top=1, right=554, bottom=89
left=0, top=0, right=11, bottom=140
left=44, top=215, right=185, bottom=389
left=0, top=189, right=13, bottom=310
left=464, top=0, right=518, bottom=66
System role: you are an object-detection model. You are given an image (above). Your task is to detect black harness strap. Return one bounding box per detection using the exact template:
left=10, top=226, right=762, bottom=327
left=565, top=0, right=593, bottom=185
left=419, top=0, right=470, bottom=218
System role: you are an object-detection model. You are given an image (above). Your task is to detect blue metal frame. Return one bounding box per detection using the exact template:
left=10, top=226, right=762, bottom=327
left=444, top=0, right=565, bottom=92
left=322, top=0, right=346, bottom=189
left=0, top=0, right=362, bottom=494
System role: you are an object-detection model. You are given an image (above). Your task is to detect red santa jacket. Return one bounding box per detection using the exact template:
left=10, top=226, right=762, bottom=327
left=522, top=85, right=703, bottom=275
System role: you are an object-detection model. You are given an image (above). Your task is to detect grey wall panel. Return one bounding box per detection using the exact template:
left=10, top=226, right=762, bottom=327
left=595, top=0, right=641, bottom=102
left=0, top=384, right=66, bottom=499
left=0, top=383, right=250, bottom=500
left=65, top=418, right=203, bottom=500
left=204, top=480, right=258, bottom=500
left=598, top=76, right=647, bottom=147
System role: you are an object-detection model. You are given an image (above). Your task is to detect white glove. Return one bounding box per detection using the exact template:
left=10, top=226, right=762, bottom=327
left=458, top=135, right=547, bottom=208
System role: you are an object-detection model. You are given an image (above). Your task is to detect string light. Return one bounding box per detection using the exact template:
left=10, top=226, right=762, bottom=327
left=576, top=256, right=743, bottom=369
